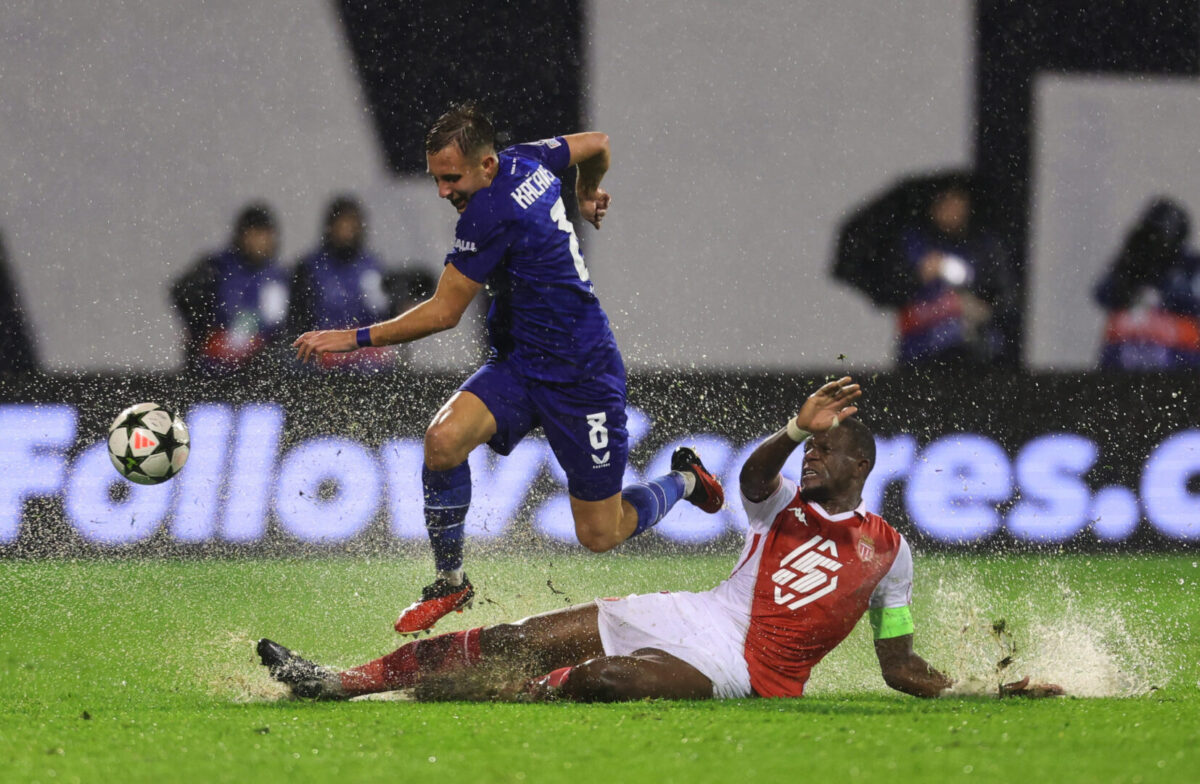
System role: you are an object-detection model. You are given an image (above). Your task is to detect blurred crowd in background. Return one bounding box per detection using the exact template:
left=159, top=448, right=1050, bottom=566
left=0, top=194, right=435, bottom=379
left=3, top=181, right=1200, bottom=377
left=834, top=179, right=1200, bottom=372
left=166, top=195, right=434, bottom=377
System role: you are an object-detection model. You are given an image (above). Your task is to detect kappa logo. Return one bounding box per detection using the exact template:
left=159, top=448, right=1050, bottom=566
left=771, top=534, right=842, bottom=610
left=791, top=507, right=808, bottom=525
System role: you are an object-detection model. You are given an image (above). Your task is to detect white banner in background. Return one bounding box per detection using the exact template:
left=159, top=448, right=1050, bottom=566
left=1, top=403, right=1197, bottom=546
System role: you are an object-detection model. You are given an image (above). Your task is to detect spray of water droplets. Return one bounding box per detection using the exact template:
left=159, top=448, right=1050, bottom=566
left=196, top=630, right=289, bottom=703
left=205, top=556, right=1178, bottom=703
left=808, top=558, right=1172, bottom=699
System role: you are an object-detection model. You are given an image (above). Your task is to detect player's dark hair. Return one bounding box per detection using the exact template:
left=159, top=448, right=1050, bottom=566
left=837, top=417, right=876, bottom=473
left=426, top=103, right=496, bottom=159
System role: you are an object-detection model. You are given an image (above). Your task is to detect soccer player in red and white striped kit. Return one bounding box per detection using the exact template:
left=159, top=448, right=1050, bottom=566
left=259, top=377, right=1062, bottom=701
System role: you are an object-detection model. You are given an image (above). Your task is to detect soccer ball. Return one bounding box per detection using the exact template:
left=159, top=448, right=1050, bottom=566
left=107, top=403, right=190, bottom=485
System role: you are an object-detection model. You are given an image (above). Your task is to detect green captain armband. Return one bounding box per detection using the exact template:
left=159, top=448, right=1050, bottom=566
left=869, top=606, right=915, bottom=640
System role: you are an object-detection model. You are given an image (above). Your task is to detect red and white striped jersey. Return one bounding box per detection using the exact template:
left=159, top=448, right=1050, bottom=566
left=708, top=477, right=913, bottom=697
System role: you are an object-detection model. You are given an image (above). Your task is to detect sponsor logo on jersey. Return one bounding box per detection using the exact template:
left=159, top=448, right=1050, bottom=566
left=771, top=534, right=843, bottom=610
left=511, top=166, right=555, bottom=209
left=531, top=138, right=562, bottom=148
left=452, top=238, right=477, bottom=253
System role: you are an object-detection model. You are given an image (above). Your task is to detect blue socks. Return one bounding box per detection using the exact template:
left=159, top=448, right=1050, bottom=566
left=423, top=462, right=471, bottom=573
left=425, top=464, right=684, bottom=562
left=621, top=472, right=686, bottom=537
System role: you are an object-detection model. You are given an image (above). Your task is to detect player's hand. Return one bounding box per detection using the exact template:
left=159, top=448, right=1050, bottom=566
left=292, top=329, right=357, bottom=363
left=999, top=676, right=1064, bottom=698
left=794, top=376, right=861, bottom=433
left=578, top=188, right=611, bottom=229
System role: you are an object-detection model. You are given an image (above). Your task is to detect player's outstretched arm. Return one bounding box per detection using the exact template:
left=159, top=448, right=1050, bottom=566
left=874, top=635, right=1064, bottom=699
left=874, top=634, right=954, bottom=698
left=292, top=264, right=481, bottom=362
left=739, top=376, right=862, bottom=502
left=563, top=132, right=611, bottom=229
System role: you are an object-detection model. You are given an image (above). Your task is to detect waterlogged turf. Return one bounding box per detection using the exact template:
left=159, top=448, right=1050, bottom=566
left=1, top=554, right=1197, bottom=783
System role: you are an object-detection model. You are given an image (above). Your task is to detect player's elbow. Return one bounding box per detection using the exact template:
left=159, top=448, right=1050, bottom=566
left=434, top=311, right=461, bottom=331
left=573, top=132, right=610, bottom=167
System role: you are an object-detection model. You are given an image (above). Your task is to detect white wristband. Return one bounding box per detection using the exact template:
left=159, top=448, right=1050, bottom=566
left=786, top=417, right=811, bottom=443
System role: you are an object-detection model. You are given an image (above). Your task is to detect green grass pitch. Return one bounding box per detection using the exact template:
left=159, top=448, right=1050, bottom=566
left=1, top=553, right=1197, bottom=783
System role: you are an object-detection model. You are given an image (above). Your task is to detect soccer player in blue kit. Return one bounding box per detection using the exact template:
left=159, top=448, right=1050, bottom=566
left=293, top=104, right=725, bottom=633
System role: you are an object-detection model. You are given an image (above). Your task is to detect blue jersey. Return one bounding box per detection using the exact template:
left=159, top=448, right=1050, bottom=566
left=445, top=138, right=620, bottom=383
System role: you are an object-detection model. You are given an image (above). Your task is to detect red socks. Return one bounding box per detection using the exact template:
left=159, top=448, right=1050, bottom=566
left=519, top=665, right=575, bottom=701
left=340, top=627, right=482, bottom=695
left=543, top=666, right=574, bottom=688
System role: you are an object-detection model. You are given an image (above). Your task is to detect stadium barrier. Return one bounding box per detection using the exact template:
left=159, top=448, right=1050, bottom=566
left=1, top=369, right=1197, bottom=556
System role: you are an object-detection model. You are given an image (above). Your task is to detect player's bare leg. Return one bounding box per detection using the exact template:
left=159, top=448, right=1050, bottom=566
left=523, top=649, right=713, bottom=702
left=569, top=494, right=639, bottom=552
left=423, top=391, right=496, bottom=471
left=480, top=602, right=606, bottom=665
left=571, top=446, right=727, bottom=552
left=396, top=391, right=497, bottom=635
left=259, top=604, right=606, bottom=700
left=402, top=392, right=727, bottom=629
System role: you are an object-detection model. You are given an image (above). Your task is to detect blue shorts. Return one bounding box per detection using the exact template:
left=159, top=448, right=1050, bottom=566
left=460, top=354, right=628, bottom=502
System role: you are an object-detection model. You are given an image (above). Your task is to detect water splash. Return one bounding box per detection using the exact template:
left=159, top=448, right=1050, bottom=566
left=196, top=630, right=288, bottom=703
left=809, top=559, right=1172, bottom=698
left=941, top=566, right=1167, bottom=698
left=204, top=557, right=1176, bottom=703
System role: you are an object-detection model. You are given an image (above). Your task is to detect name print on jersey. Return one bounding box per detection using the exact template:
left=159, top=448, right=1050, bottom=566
left=771, top=534, right=843, bottom=610
left=511, top=166, right=555, bottom=209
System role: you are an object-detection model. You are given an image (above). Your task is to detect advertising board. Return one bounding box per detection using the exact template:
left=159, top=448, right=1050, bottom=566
left=2, top=371, right=1196, bottom=554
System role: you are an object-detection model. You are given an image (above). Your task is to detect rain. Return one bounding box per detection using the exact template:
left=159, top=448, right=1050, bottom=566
left=1, top=2, right=1198, bottom=782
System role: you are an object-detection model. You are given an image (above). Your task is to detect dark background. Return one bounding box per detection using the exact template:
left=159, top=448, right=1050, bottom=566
left=337, top=0, right=587, bottom=175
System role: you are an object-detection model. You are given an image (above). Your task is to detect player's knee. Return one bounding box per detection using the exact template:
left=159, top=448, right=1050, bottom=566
left=572, top=505, right=626, bottom=552
left=424, top=423, right=468, bottom=471
left=563, top=657, right=639, bottom=702
left=484, top=621, right=531, bottom=655
left=575, top=523, right=621, bottom=553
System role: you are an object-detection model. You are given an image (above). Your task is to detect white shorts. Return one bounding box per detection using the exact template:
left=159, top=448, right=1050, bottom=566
left=594, top=591, right=752, bottom=699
